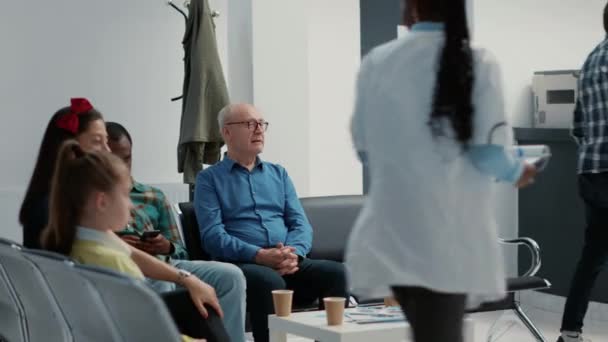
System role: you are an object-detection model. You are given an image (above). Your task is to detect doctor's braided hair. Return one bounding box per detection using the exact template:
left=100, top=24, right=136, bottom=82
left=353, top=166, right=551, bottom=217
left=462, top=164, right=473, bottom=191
left=428, top=0, right=474, bottom=148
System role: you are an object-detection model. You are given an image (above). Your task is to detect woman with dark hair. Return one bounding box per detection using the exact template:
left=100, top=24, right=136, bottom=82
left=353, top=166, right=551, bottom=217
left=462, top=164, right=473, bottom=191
left=19, top=98, right=110, bottom=249
left=346, top=0, right=537, bottom=340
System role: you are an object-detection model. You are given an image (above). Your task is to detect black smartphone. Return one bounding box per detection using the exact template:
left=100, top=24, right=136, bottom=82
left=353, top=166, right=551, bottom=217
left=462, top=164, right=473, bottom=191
left=116, top=230, right=141, bottom=238
left=140, top=230, right=161, bottom=241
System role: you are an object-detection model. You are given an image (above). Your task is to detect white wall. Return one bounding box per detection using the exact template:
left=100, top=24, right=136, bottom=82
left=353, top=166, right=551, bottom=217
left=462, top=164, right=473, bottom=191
left=251, top=0, right=312, bottom=195
left=252, top=0, right=363, bottom=197
left=0, top=0, right=198, bottom=185
left=0, top=0, right=231, bottom=242
left=307, top=0, right=362, bottom=196
left=226, top=0, right=254, bottom=104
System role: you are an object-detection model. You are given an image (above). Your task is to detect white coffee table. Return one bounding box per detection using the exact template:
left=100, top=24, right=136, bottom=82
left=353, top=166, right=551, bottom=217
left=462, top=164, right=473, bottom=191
left=268, top=308, right=475, bottom=342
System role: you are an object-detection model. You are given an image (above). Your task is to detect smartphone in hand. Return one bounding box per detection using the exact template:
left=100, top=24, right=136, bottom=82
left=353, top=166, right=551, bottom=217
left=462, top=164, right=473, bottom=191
left=140, top=230, right=161, bottom=241
left=116, top=230, right=141, bottom=238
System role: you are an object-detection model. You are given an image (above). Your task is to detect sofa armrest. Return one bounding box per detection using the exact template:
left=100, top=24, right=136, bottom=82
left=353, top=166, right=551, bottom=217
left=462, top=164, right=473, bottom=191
left=499, top=237, right=541, bottom=277
left=172, top=203, right=186, bottom=246
left=177, top=202, right=210, bottom=261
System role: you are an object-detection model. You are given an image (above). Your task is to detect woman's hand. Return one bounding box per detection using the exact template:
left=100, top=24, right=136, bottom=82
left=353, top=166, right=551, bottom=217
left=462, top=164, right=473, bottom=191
left=516, top=163, right=537, bottom=188
left=182, top=277, right=224, bottom=319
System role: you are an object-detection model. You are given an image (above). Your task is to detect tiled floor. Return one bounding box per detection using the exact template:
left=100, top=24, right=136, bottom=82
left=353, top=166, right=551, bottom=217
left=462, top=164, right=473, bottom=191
left=246, top=306, right=608, bottom=341
left=470, top=307, right=608, bottom=342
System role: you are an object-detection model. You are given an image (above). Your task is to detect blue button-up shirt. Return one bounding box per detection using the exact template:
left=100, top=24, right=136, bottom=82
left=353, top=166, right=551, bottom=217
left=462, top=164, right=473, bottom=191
left=194, top=156, right=313, bottom=262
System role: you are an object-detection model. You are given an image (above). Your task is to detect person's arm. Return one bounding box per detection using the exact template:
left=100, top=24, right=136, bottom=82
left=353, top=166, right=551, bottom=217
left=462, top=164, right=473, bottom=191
left=282, top=169, right=313, bottom=258
left=155, top=192, right=189, bottom=260
left=125, top=196, right=187, bottom=259
left=467, top=144, right=533, bottom=186
left=468, top=50, right=536, bottom=188
left=129, top=246, right=222, bottom=318
left=194, top=171, right=261, bottom=262
left=130, top=246, right=185, bottom=282
left=572, top=96, right=584, bottom=145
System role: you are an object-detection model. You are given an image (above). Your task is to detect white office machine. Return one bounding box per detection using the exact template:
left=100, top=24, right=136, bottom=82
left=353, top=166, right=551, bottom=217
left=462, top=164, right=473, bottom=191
left=532, top=70, right=580, bottom=128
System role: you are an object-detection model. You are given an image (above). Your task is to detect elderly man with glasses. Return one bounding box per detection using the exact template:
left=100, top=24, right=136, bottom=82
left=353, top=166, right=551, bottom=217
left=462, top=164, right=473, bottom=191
left=194, top=103, right=348, bottom=342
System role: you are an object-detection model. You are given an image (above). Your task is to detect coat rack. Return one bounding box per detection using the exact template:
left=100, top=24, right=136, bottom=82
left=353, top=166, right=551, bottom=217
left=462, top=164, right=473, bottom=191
left=167, top=0, right=220, bottom=22
left=167, top=0, right=222, bottom=103
left=167, top=0, right=187, bottom=21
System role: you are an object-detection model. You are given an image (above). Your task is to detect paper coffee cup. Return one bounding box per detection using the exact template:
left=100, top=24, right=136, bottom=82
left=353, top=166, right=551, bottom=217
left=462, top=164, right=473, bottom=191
left=324, top=297, right=346, bottom=326
left=384, top=296, right=399, bottom=307
left=272, top=290, right=294, bottom=317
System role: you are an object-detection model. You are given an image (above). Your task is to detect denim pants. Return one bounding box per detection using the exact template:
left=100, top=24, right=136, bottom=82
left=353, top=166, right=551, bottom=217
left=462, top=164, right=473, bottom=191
left=148, top=259, right=247, bottom=342
left=561, top=173, right=608, bottom=332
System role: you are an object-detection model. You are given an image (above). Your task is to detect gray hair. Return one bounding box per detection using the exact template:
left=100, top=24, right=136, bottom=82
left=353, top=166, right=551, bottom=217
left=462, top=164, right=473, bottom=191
left=217, top=104, right=237, bottom=129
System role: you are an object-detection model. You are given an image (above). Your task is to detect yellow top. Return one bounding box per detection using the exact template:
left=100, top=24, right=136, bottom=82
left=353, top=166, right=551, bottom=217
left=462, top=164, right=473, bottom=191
left=70, top=241, right=144, bottom=280
left=70, top=227, right=193, bottom=342
left=70, top=227, right=144, bottom=279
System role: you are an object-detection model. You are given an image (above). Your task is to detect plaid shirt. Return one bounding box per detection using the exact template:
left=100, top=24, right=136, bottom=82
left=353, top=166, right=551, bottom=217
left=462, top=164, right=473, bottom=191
left=573, top=38, right=608, bottom=174
left=120, top=181, right=189, bottom=260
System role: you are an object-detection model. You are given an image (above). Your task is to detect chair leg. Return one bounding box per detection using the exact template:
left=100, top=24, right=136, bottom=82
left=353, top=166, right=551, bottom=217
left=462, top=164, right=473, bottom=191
left=513, top=303, right=546, bottom=342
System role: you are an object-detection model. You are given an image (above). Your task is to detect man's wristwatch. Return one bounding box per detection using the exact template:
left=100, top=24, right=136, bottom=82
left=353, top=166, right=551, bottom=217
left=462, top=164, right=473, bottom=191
left=177, top=269, right=192, bottom=284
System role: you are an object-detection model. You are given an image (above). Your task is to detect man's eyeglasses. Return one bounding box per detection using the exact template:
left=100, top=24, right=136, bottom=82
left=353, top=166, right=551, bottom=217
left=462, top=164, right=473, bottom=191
left=225, top=120, right=270, bottom=132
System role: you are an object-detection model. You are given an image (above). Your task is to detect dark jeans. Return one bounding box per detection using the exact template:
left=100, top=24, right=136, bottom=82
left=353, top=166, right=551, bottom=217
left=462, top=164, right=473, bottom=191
left=392, top=286, right=467, bottom=342
left=236, top=258, right=348, bottom=342
left=162, top=289, right=231, bottom=342
left=561, top=173, right=608, bottom=333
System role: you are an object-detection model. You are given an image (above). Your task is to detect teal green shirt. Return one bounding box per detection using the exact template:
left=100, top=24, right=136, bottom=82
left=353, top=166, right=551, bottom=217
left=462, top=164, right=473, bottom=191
left=119, top=181, right=189, bottom=260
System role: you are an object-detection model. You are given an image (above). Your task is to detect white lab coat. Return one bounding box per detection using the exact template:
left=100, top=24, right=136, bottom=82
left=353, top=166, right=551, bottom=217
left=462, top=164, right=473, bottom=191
left=346, top=30, right=510, bottom=307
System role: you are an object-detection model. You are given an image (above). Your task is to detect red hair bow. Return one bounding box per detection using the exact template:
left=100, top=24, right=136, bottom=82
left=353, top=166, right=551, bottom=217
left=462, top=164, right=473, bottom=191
left=56, top=98, right=94, bottom=134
